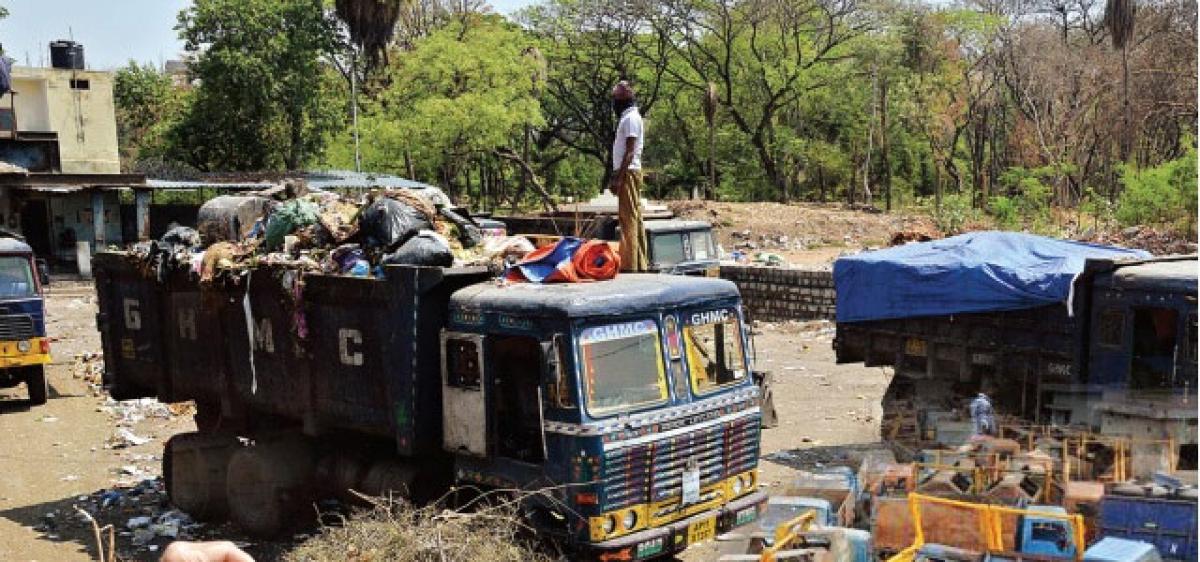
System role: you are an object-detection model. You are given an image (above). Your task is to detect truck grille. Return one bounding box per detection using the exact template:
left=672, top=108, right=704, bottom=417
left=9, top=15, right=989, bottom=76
left=0, top=314, right=36, bottom=341
left=602, top=412, right=759, bottom=511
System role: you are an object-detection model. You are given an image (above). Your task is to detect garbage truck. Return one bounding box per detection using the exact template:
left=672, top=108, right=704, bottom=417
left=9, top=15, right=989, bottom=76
left=0, top=236, right=51, bottom=405
left=831, top=232, right=1197, bottom=473
left=93, top=255, right=766, bottom=560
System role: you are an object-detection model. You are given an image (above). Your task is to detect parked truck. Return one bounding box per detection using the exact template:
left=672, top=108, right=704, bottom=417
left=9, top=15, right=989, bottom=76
left=0, top=237, right=51, bottom=405
left=495, top=211, right=720, bottom=276
left=94, top=255, right=766, bottom=560
left=832, top=232, right=1197, bottom=473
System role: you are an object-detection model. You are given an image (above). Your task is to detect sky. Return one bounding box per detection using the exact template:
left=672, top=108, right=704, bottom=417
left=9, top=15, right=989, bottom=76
left=0, top=0, right=534, bottom=71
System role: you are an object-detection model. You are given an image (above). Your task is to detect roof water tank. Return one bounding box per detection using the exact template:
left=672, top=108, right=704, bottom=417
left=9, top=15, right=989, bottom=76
left=49, top=40, right=84, bottom=70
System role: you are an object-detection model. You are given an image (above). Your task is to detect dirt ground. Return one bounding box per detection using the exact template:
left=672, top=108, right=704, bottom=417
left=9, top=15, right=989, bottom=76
left=669, top=200, right=939, bottom=266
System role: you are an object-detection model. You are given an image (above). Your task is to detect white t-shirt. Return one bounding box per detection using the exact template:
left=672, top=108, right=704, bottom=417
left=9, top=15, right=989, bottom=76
left=612, top=106, right=644, bottom=171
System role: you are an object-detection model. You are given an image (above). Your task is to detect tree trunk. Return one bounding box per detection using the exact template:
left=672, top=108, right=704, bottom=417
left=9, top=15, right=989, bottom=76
left=707, top=123, right=716, bottom=200
left=879, top=76, right=891, bottom=212
left=286, top=110, right=303, bottom=171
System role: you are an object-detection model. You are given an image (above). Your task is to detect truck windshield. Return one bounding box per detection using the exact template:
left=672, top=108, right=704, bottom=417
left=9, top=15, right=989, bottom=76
left=684, top=309, right=746, bottom=395
left=0, top=256, right=36, bottom=298
left=578, top=320, right=668, bottom=416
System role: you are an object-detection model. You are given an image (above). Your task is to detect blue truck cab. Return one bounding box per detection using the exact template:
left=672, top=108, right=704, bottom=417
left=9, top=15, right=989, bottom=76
left=0, top=237, right=51, bottom=405
left=442, top=274, right=766, bottom=560
left=1016, top=506, right=1078, bottom=558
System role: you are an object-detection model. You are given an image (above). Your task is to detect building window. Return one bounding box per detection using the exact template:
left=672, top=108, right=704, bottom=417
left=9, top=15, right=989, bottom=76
left=69, top=79, right=90, bottom=90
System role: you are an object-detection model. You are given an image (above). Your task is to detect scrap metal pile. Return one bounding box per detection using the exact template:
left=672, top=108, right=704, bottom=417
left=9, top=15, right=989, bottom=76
left=124, top=182, right=537, bottom=284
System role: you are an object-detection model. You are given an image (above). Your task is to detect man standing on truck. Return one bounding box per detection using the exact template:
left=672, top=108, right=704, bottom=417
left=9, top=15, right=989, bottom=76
left=611, top=80, right=649, bottom=272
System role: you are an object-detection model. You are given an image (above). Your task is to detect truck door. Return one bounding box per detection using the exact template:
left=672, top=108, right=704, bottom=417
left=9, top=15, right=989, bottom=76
left=491, top=335, right=546, bottom=463
left=441, top=332, right=488, bottom=456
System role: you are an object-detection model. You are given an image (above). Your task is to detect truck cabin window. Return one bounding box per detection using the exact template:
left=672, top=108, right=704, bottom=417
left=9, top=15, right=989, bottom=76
left=0, top=256, right=36, bottom=298
left=491, top=336, right=545, bottom=462
left=579, top=320, right=668, bottom=416
left=651, top=234, right=686, bottom=266
left=689, top=231, right=715, bottom=260
left=684, top=309, right=746, bottom=395
left=1131, top=306, right=1179, bottom=388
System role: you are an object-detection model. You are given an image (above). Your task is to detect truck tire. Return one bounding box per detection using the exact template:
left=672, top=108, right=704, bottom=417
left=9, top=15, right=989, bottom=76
left=165, top=433, right=239, bottom=521
left=26, top=365, right=47, bottom=405
left=225, top=436, right=316, bottom=537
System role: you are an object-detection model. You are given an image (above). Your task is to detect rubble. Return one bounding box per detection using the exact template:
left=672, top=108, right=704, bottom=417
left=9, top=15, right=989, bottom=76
left=1078, top=225, right=1196, bottom=255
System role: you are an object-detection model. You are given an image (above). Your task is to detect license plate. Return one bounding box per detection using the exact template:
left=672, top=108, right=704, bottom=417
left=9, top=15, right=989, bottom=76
left=681, top=462, right=701, bottom=505
left=686, top=517, right=716, bottom=545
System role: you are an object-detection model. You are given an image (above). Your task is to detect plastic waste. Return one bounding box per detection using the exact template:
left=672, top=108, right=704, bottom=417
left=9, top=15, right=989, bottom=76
left=381, top=230, right=453, bottom=267
left=438, top=207, right=482, bottom=248
left=359, top=197, right=431, bottom=250
left=263, top=199, right=320, bottom=251
left=160, top=225, right=201, bottom=249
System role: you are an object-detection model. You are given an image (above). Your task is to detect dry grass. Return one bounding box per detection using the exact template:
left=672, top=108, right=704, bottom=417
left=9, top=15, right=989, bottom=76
left=287, top=494, right=557, bottom=562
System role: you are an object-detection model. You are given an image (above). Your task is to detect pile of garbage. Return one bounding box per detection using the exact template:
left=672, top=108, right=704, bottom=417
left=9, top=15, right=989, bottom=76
left=125, top=181, right=539, bottom=284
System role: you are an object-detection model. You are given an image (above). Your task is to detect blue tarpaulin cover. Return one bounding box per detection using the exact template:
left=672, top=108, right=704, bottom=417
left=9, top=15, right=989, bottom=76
left=834, top=231, right=1151, bottom=322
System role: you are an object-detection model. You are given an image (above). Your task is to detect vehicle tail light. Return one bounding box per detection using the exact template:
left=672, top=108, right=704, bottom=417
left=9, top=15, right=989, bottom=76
left=39, top=339, right=50, bottom=354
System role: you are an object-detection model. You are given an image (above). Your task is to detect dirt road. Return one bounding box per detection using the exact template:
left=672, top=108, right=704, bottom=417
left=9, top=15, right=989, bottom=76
left=0, top=282, right=889, bottom=562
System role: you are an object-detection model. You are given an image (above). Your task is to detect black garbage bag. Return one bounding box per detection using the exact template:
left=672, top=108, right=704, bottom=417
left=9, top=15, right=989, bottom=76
left=359, top=198, right=431, bottom=250
left=160, top=225, right=201, bottom=249
left=438, top=207, right=482, bottom=249
left=381, top=231, right=453, bottom=267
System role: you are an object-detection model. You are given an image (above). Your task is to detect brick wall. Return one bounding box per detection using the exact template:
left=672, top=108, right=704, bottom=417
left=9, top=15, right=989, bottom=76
left=719, top=265, right=836, bottom=322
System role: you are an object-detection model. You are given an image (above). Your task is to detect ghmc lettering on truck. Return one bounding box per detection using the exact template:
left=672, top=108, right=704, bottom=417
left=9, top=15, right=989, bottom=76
left=92, top=252, right=766, bottom=560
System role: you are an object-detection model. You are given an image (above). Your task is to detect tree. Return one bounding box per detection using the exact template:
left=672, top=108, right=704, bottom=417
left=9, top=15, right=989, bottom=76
left=644, top=0, right=870, bottom=201
left=355, top=15, right=555, bottom=207
left=113, top=62, right=184, bottom=171
left=171, top=0, right=343, bottom=171
left=521, top=0, right=672, bottom=190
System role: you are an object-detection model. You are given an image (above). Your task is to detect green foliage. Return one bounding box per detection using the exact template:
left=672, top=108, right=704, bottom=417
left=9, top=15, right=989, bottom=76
left=170, top=0, right=343, bottom=171
left=988, top=195, right=1018, bottom=229
left=347, top=15, right=544, bottom=197
left=1116, top=146, right=1198, bottom=234
left=932, top=192, right=975, bottom=234
left=114, top=62, right=185, bottom=171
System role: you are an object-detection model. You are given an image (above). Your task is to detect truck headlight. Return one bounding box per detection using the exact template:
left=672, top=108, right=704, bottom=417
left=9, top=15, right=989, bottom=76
left=17, top=340, right=30, bottom=352
left=732, top=475, right=744, bottom=496
left=622, top=510, right=638, bottom=530
left=602, top=515, right=616, bottom=535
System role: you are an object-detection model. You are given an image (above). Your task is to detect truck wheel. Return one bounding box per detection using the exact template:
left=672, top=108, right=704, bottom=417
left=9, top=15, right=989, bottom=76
left=26, top=366, right=47, bottom=405
left=165, top=433, right=239, bottom=521
left=225, top=436, right=316, bottom=537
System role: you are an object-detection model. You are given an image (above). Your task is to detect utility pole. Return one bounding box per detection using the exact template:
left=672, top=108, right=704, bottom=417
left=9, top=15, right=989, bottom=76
left=350, top=50, right=362, bottom=173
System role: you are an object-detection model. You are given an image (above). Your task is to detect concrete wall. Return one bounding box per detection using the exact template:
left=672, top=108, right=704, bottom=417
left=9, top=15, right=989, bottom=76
left=719, top=265, right=836, bottom=322
left=6, top=67, right=121, bottom=174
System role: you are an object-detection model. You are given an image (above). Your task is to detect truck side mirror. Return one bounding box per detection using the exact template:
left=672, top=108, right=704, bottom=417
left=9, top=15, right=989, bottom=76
left=36, top=259, right=49, bottom=286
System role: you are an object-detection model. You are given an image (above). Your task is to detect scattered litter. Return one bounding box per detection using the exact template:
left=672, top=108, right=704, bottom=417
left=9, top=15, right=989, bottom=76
left=39, top=416, right=58, bottom=423
left=106, top=428, right=152, bottom=449
left=60, top=474, right=79, bottom=482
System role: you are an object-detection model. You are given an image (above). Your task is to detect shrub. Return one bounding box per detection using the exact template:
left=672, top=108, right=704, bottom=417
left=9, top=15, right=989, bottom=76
left=1116, top=146, right=1198, bottom=235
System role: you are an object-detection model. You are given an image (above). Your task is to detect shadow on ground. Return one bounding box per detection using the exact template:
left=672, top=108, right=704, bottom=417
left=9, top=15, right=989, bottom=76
left=761, top=442, right=896, bottom=472
left=0, top=490, right=298, bottom=562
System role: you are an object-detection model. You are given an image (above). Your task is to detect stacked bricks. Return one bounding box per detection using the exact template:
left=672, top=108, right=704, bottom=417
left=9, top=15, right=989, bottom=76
left=719, top=264, right=836, bottom=322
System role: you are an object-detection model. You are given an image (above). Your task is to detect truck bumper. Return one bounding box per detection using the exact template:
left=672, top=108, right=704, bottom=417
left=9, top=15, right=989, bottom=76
left=581, top=490, right=768, bottom=561
left=0, top=337, right=50, bottom=369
